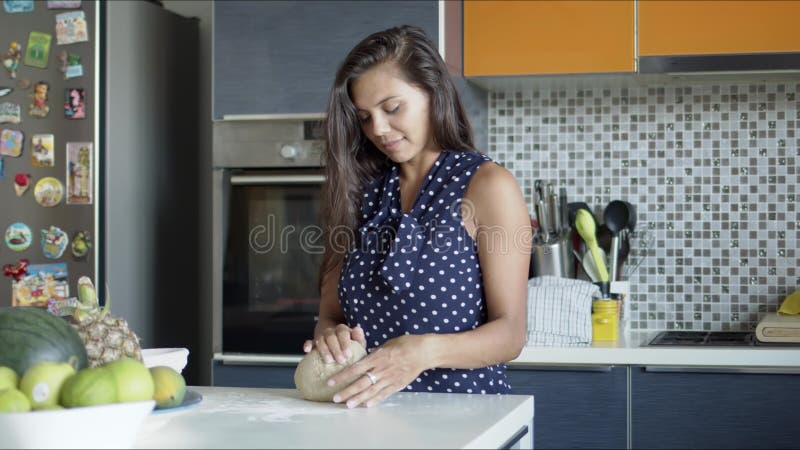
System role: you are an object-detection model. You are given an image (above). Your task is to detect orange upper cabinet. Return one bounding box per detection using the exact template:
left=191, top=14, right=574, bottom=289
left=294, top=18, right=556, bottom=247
left=463, top=1, right=635, bottom=76
left=639, top=1, right=800, bottom=56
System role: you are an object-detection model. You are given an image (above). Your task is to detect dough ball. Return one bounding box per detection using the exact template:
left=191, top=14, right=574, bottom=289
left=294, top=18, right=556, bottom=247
left=294, top=340, right=367, bottom=402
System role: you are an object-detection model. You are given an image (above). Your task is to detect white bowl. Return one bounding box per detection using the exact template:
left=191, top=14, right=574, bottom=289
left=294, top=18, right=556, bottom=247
left=141, top=347, right=189, bottom=373
left=0, top=400, right=155, bottom=449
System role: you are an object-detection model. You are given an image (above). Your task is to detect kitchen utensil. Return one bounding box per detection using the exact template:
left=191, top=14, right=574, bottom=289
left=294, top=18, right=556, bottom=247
left=574, top=209, right=609, bottom=285
left=559, top=187, right=569, bottom=232
left=567, top=202, right=594, bottom=230
left=617, top=228, right=631, bottom=275
left=531, top=231, right=575, bottom=278
left=581, top=247, right=608, bottom=283
left=622, top=229, right=655, bottom=278
left=603, top=200, right=635, bottom=282
left=536, top=195, right=551, bottom=243
left=550, top=189, right=561, bottom=235
left=596, top=223, right=612, bottom=254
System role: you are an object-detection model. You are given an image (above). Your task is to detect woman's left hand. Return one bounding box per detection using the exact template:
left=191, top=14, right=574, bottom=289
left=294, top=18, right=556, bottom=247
left=327, top=334, right=428, bottom=408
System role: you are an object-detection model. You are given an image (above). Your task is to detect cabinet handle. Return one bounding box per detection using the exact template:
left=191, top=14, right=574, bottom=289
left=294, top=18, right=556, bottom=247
left=230, top=174, right=325, bottom=185
left=644, top=366, right=800, bottom=375
left=508, top=364, right=614, bottom=372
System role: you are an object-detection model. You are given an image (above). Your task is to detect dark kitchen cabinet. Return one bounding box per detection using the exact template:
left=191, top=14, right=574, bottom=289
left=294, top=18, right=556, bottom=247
left=212, top=360, right=297, bottom=389
left=630, top=366, right=800, bottom=449
left=213, top=1, right=438, bottom=119
left=507, top=365, right=628, bottom=449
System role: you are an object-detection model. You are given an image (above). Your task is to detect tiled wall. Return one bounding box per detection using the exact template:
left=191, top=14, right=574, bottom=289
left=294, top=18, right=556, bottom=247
left=486, top=80, right=799, bottom=332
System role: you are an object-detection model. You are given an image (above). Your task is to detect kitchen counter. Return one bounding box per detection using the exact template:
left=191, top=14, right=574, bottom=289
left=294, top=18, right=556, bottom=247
left=216, top=330, right=800, bottom=369
left=134, top=387, right=534, bottom=449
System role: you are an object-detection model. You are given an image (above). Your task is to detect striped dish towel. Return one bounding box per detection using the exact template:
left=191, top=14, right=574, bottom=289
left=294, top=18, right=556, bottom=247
left=526, top=276, right=599, bottom=346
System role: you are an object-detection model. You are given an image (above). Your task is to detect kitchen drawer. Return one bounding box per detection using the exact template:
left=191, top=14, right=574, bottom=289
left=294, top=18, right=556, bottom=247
left=631, top=366, right=800, bottom=449
left=508, top=365, right=628, bottom=449
left=212, top=360, right=297, bottom=389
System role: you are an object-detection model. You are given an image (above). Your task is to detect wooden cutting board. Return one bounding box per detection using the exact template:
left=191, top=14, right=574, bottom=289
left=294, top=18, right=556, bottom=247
left=755, top=312, right=800, bottom=343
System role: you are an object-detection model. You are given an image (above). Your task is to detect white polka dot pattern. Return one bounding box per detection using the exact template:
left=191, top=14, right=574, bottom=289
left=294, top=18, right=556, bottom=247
left=338, top=150, right=511, bottom=395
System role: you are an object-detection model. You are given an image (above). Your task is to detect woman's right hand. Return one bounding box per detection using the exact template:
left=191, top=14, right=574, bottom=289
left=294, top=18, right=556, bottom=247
left=302, top=324, right=367, bottom=365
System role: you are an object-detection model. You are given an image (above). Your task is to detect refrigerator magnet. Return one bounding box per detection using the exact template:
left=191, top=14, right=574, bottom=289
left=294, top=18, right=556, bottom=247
left=71, top=230, right=91, bottom=258
left=2, top=41, right=22, bottom=79
left=0, top=128, right=23, bottom=156
left=14, top=173, right=31, bottom=196
left=0, top=87, right=12, bottom=97
left=55, top=11, right=89, bottom=45
left=5, top=222, right=32, bottom=252
left=0, top=157, right=4, bottom=180
left=31, top=134, right=54, bottom=167
left=2, top=259, right=29, bottom=282
left=66, top=142, right=91, bottom=204
left=23, top=31, right=52, bottom=69
left=47, top=1, right=81, bottom=9
left=0, top=102, right=21, bottom=124
left=58, top=50, right=83, bottom=79
left=34, top=176, right=63, bottom=207
left=64, top=87, right=84, bottom=119
left=3, top=0, right=33, bottom=13
left=29, top=81, right=50, bottom=118
left=41, top=225, right=69, bottom=259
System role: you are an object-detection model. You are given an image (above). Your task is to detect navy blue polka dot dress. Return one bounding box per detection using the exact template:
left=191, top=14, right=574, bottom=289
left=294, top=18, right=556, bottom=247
left=338, top=150, right=511, bottom=394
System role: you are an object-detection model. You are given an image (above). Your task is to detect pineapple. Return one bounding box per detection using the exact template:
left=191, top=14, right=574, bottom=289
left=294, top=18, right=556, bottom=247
left=67, top=276, right=143, bottom=367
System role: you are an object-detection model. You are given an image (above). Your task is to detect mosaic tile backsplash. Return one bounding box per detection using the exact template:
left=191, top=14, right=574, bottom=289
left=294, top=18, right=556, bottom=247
left=486, top=81, right=799, bottom=332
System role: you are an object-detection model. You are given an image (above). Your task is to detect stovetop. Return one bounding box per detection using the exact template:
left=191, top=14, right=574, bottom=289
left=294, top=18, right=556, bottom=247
left=648, top=331, right=793, bottom=347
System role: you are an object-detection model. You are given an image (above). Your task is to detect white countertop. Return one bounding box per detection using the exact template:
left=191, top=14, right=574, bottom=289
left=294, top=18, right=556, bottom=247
left=215, top=330, right=800, bottom=369
left=134, top=387, right=534, bottom=449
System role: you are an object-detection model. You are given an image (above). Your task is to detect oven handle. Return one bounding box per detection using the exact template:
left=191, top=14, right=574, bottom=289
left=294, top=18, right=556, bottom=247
left=230, top=174, right=326, bottom=185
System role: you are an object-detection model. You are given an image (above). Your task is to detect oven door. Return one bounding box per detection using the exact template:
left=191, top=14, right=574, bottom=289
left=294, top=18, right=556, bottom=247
left=222, top=170, right=325, bottom=354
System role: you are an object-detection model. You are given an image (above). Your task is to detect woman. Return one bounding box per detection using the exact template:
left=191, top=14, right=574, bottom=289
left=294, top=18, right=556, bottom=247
left=304, top=25, right=531, bottom=408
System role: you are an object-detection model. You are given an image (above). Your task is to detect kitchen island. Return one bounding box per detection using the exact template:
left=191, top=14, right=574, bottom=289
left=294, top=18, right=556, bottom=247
left=135, top=387, right=534, bottom=449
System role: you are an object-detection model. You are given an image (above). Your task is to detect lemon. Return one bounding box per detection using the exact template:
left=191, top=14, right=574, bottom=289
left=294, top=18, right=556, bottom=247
left=60, top=367, right=118, bottom=407
left=149, top=366, right=186, bottom=409
left=0, top=366, right=18, bottom=391
left=104, top=358, right=154, bottom=402
left=0, top=388, right=31, bottom=412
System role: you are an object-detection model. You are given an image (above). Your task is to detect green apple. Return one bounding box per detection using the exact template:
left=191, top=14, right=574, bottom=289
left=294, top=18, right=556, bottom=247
left=0, top=388, right=31, bottom=412
left=19, top=361, right=75, bottom=410
left=105, top=358, right=154, bottom=402
left=0, top=366, right=19, bottom=391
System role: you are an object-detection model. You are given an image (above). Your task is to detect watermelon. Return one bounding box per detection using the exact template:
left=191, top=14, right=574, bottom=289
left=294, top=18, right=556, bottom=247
left=0, top=307, right=88, bottom=377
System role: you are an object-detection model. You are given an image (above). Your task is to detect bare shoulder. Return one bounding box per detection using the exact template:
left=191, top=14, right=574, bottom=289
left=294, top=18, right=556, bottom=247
left=463, top=161, right=526, bottom=226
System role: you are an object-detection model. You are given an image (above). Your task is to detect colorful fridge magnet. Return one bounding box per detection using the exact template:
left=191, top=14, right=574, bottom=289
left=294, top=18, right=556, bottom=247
left=5, top=222, right=32, bottom=252
left=47, top=0, right=81, bottom=8
left=24, top=31, right=52, bottom=69
left=64, top=88, right=85, bottom=119
left=0, top=128, right=23, bottom=156
left=66, top=141, right=91, bottom=204
left=28, top=81, right=50, bottom=118
left=11, top=262, right=69, bottom=307
left=3, top=0, right=33, bottom=13
left=41, top=226, right=69, bottom=259
left=0, top=87, right=12, bottom=97
left=2, top=41, right=22, bottom=79
left=58, top=50, right=83, bottom=79
left=34, top=176, right=63, bottom=207
left=0, top=102, right=21, bottom=124
left=16, top=78, right=31, bottom=90
left=0, top=157, right=4, bottom=180
left=71, top=230, right=91, bottom=258
left=14, top=172, right=31, bottom=196
left=55, top=11, right=89, bottom=45
left=31, top=134, right=54, bottom=167
left=3, top=259, right=29, bottom=281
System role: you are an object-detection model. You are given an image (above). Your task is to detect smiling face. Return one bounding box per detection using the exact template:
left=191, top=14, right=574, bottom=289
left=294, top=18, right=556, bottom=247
left=350, top=61, right=440, bottom=163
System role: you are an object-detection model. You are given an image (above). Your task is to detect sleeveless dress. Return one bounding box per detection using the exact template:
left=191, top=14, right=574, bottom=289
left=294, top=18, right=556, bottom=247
left=338, top=150, right=512, bottom=394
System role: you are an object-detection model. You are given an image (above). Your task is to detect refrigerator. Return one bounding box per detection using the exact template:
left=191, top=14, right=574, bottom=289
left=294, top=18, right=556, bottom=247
left=1, top=0, right=201, bottom=383
left=1, top=0, right=100, bottom=308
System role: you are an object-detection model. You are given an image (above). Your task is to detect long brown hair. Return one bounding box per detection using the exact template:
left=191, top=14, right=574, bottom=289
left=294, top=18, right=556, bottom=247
left=319, top=25, right=476, bottom=285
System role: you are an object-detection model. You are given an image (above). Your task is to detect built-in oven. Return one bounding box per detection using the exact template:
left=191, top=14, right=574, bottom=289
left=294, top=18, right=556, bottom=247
left=212, top=119, right=325, bottom=356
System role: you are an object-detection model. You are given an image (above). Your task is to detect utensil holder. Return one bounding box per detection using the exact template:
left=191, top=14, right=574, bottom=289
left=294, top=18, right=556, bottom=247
left=530, top=232, right=575, bottom=279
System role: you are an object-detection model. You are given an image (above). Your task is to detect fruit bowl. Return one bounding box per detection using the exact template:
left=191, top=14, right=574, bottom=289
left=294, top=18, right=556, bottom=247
left=141, top=347, right=189, bottom=373
left=0, top=400, right=155, bottom=449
